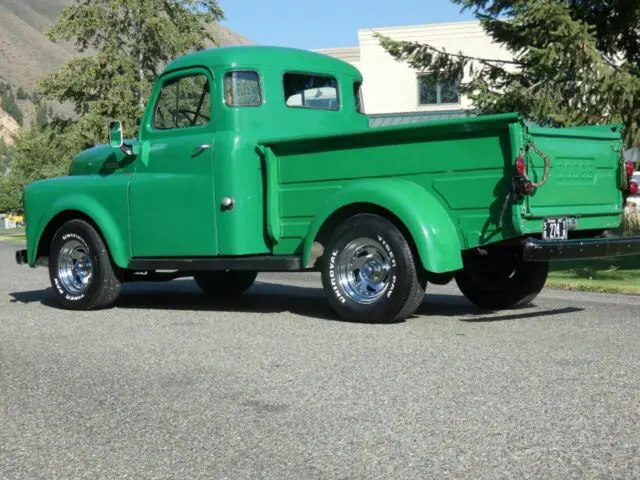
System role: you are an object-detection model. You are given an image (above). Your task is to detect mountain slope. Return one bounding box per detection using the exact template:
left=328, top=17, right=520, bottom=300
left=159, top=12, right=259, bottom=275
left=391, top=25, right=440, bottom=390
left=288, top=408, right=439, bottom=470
left=0, top=0, right=252, bottom=88
left=0, top=0, right=253, bottom=141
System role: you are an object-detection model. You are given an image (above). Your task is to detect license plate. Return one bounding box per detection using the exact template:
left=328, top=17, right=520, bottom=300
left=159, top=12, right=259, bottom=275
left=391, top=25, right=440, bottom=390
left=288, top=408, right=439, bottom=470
left=543, top=218, right=568, bottom=240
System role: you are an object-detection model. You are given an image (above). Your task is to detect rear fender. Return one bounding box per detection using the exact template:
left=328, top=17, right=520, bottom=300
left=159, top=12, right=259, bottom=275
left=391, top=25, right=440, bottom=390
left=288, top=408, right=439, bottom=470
left=302, top=179, right=463, bottom=273
left=28, top=194, right=129, bottom=268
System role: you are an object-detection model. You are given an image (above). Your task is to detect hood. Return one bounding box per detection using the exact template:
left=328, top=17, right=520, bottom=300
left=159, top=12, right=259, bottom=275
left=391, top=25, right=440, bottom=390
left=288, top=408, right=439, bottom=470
left=68, top=139, right=138, bottom=175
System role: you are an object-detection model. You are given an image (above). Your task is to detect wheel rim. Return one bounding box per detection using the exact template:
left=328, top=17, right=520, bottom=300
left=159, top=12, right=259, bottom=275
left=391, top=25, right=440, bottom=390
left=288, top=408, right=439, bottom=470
left=337, top=238, right=393, bottom=304
left=57, top=239, right=93, bottom=295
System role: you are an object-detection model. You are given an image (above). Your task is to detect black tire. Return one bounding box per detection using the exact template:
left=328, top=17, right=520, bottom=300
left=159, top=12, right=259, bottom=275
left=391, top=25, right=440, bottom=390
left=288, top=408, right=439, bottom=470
left=454, top=246, right=549, bottom=310
left=321, top=213, right=426, bottom=323
left=193, top=270, right=258, bottom=299
left=48, top=219, right=122, bottom=310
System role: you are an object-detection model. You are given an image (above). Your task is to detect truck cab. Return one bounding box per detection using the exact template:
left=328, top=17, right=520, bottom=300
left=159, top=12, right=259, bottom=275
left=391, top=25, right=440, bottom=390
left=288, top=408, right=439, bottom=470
left=73, top=47, right=367, bottom=260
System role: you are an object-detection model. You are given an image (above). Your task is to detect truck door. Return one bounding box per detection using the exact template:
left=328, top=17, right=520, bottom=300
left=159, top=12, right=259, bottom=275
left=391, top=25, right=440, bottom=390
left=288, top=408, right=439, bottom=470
left=129, top=67, right=218, bottom=258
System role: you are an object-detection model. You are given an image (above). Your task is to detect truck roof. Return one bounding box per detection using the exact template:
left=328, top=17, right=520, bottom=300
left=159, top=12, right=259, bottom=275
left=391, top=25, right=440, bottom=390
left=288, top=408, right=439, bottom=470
left=163, top=45, right=362, bottom=78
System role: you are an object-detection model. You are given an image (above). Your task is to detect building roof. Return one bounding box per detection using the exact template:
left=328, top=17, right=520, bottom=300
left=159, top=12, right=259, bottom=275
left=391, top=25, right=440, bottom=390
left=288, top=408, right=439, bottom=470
left=163, top=45, right=362, bottom=77
left=368, top=110, right=475, bottom=127
left=313, top=47, right=361, bottom=63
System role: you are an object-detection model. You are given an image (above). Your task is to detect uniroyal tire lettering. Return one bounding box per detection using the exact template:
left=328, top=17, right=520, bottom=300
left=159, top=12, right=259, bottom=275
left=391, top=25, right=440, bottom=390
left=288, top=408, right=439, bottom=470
left=328, top=249, right=346, bottom=304
left=65, top=294, right=84, bottom=301
left=377, top=235, right=397, bottom=267
left=62, top=232, right=88, bottom=248
left=387, top=274, right=397, bottom=298
left=53, top=277, right=64, bottom=295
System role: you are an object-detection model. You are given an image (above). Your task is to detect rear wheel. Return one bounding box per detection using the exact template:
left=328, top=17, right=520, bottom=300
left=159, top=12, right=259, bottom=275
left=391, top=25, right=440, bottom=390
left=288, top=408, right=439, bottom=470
left=48, top=219, right=122, bottom=310
left=455, top=246, right=549, bottom=310
left=321, top=213, right=426, bottom=323
left=193, top=270, right=257, bottom=299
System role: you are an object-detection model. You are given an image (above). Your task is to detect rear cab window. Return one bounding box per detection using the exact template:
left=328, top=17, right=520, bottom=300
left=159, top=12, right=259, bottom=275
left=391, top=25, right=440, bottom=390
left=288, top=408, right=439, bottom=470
left=354, top=81, right=365, bottom=114
left=283, top=72, right=339, bottom=110
left=224, top=70, right=262, bottom=107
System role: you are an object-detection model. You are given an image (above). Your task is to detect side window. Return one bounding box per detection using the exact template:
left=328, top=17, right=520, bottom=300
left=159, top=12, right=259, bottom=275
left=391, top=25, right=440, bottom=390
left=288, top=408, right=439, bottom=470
left=283, top=72, right=339, bottom=110
left=354, top=81, right=365, bottom=114
left=153, top=73, right=211, bottom=130
left=224, top=71, right=262, bottom=107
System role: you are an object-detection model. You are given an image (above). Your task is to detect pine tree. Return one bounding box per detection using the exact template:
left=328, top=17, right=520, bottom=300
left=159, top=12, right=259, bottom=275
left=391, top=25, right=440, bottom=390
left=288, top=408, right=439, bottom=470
left=16, top=87, right=29, bottom=100
left=37, top=0, right=224, bottom=146
left=0, top=120, right=80, bottom=212
left=377, top=0, right=640, bottom=147
left=0, top=139, right=10, bottom=175
left=35, top=101, right=49, bottom=128
left=0, top=89, right=24, bottom=126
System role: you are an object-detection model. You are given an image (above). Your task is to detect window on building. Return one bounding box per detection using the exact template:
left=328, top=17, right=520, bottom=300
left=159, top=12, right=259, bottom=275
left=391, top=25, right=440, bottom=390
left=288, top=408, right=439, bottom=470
left=224, top=71, right=262, bottom=107
left=154, top=73, right=211, bottom=130
left=283, top=72, right=339, bottom=110
left=354, top=81, right=365, bottom=114
left=418, top=75, right=461, bottom=105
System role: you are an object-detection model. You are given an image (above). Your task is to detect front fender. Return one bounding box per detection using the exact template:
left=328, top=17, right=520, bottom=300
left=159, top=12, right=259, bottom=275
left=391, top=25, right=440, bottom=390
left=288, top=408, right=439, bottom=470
left=302, top=179, right=463, bottom=273
left=27, top=193, right=130, bottom=269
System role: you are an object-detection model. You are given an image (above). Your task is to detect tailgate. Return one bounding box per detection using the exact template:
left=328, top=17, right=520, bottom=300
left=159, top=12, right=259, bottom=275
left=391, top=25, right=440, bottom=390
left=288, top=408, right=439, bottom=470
left=522, top=124, right=624, bottom=223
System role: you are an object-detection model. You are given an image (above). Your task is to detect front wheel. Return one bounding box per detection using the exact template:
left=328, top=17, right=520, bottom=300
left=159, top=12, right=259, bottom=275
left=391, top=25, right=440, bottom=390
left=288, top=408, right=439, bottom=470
left=321, top=214, right=427, bottom=323
left=455, top=246, right=549, bottom=310
left=48, top=219, right=122, bottom=310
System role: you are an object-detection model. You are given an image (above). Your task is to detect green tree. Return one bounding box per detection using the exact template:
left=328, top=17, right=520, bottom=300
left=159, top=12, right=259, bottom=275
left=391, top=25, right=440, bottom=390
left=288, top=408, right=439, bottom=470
left=16, top=87, right=29, bottom=100
left=0, top=121, right=80, bottom=212
left=37, top=0, right=225, bottom=146
left=377, top=0, right=640, bottom=147
left=0, top=138, right=11, bottom=175
left=1, top=89, right=24, bottom=126
left=35, top=101, right=50, bottom=128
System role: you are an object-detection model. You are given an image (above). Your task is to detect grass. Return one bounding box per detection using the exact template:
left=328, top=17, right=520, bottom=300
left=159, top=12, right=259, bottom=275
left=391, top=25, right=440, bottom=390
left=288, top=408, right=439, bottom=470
left=545, top=211, right=640, bottom=294
left=0, top=227, right=25, bottom=244
left=548, top=256, right=640, bottom=295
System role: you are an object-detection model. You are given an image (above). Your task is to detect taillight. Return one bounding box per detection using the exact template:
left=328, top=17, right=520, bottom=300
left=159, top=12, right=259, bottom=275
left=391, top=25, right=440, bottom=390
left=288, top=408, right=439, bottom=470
left=513, top=154, right=533, bottom=196
left=630, top=181, right=639, bottom=196
left=516, top=155, right=526, bottom=175
left=626, top=161, right=635, bottom=178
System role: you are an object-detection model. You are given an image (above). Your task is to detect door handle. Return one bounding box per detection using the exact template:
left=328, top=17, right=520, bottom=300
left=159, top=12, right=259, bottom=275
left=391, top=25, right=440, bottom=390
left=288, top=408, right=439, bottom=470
left=192, top=144, right=211, bottom=157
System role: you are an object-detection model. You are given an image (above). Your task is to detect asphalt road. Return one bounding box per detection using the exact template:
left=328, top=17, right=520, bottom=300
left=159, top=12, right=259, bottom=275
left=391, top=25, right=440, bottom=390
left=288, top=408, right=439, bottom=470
left=1, top=242, right=640, bottom=479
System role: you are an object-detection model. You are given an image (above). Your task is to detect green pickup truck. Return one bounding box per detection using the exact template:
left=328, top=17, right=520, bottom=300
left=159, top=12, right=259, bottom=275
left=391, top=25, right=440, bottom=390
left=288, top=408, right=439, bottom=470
left=15, top=45, right=640, bottom=323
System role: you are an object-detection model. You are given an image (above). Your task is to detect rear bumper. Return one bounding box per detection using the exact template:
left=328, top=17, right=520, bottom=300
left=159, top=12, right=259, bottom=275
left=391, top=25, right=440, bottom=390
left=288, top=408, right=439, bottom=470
left=523, top=236, right=640, bottom=262
left=15, top=249, right=27, bottom=265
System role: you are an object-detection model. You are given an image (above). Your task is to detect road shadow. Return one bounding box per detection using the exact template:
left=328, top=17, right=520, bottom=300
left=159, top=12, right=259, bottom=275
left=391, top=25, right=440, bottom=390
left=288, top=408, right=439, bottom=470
left=415, top=294, right=582, bottom=322
left=9, top=280, right=583, bottom=323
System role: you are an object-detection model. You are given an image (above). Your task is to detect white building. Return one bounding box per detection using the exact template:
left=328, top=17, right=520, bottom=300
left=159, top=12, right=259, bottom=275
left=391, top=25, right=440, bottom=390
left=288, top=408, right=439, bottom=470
left=315, top=20, right=512, bottom=125
left=315, top=20, right=640, bottom=165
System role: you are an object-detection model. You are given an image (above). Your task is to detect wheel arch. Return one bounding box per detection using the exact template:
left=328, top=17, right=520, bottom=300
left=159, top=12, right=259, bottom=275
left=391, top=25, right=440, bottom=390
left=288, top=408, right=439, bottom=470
left=30, top=203, right=129, bottom=269
left=302, top=179, right=464, bottom=274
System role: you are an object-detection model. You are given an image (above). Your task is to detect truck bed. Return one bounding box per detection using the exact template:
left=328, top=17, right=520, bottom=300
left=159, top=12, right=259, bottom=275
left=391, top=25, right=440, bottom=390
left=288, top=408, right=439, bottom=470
left=256, top=113, right=624, bottom=256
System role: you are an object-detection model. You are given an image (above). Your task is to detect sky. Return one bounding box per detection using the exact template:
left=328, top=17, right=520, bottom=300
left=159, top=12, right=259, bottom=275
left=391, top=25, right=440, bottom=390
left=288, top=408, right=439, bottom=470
left=218, top=0, right=476, bottom=50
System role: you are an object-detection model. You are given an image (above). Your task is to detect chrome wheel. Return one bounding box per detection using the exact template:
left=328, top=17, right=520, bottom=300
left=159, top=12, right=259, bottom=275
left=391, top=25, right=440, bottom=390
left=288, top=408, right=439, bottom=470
left=337, top=238, right=392, bottom=304
left=57, top=239, right=93, bottom=295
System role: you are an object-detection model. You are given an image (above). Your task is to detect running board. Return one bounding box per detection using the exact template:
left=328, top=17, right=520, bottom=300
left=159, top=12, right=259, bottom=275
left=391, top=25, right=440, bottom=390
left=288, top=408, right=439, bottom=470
left=128, top=255, right=302, bottom=272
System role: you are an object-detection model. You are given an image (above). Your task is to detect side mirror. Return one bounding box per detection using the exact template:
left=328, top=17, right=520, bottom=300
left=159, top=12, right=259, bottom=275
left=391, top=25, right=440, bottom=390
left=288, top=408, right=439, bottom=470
left=108, top=120, right=124, bottom=149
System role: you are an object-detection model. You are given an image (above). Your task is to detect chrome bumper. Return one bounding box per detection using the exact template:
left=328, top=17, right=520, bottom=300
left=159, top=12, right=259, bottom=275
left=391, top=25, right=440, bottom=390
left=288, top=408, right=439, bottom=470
left=523, top=236, right=640, bottom=262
